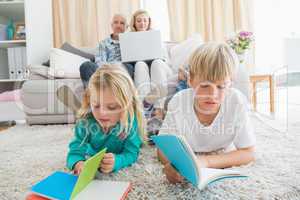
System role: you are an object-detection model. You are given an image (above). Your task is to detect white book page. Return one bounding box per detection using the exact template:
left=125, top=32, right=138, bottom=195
left=198, top=168, right=242, bottom=190
left=74, top=180, right=131, bottom=200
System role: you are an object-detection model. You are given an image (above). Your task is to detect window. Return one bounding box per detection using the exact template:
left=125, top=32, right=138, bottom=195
left=254, top=0, right=300, bottom=72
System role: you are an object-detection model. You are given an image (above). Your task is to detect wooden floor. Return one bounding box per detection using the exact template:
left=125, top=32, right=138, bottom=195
left=0, top=126, right=11, bottom=132
left=0, top=121, right=15, bottom=132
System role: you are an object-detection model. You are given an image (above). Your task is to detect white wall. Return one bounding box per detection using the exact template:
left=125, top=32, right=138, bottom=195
left=283, top=37, right=300, bottom=72
left=0, top=16, right=8, bottom=24
left=24, top=0, right=53, bottom=65
left=254, top=0, right=300, bottom=74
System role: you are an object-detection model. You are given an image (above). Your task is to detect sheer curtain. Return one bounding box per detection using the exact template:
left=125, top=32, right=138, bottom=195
left=167, top=0, right=254, bottom=42
left=141, top=0, right=170, bottom=41
left=52, top=0, right=140, bottom=47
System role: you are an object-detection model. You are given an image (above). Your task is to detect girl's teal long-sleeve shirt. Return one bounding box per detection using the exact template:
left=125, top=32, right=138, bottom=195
left=66, top=114, right=142, bottom=172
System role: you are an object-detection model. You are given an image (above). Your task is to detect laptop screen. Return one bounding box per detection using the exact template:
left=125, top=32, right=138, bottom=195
left=119, top=30, right=163, bottom=63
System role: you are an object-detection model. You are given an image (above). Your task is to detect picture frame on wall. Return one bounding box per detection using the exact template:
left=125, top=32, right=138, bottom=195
left=14, top=23, right=26, bottom=40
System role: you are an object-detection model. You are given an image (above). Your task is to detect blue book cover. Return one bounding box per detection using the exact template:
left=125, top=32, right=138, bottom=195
left=31, top=171, right=78, bottom=200
left=152, top=135, right=199, bottom=186
left=152, top=134, right=248, bottom=190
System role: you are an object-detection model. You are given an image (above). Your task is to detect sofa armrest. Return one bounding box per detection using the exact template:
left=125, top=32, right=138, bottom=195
left=28, top=65, right=54, bottom=80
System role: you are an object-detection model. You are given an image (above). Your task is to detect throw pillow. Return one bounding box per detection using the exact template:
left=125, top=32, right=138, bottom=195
left=48, top=48, right=89, bottom=78
left=169, top=34, right=203, bottom=72
left=42, top=42, right=95, bottom=67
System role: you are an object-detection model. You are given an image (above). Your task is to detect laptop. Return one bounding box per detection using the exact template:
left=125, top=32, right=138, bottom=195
left=119, top=30, right=163, bottom=63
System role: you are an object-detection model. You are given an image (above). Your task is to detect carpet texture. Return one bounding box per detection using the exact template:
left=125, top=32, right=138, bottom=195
left=0, top=116, right=300, bottom=200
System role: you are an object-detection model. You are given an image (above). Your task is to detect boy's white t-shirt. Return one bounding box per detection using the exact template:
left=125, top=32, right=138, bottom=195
left=159, top=88, right=256, bottom=153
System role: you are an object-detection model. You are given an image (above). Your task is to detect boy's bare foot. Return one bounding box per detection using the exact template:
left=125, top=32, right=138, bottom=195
left=152, top=108, right=165, bottom=120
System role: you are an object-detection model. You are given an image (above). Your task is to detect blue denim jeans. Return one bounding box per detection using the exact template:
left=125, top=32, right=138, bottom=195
left=176, top=80, right=188, bottom=92
left=79, top=61, right=98, bottom=88
left=79, top=61, right=135, bottom=88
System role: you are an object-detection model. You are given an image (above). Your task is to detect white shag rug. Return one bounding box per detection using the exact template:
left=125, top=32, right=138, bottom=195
left=1, top=116, right=300, bottom=200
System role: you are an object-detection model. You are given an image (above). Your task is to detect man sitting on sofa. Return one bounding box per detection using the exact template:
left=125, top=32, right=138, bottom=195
left=57, top=14, right=134, bottom=113
left=80, top=13, right=134, bottom=88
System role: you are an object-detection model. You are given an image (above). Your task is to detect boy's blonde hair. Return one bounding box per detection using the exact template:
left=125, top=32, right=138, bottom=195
left=77, top=65, right=144, bottom=137
left=189, top=42, right=238, bottom=82
left=130, top=9, right=152, bottom=31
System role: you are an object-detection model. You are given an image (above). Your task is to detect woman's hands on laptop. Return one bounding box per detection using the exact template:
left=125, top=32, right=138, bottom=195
left=100, top=153, right=115, bottom=174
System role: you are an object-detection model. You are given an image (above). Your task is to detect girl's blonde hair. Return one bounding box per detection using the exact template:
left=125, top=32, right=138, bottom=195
left=188, top=42, right=238, bottom=82
left=77, top=64, right=144, bottom=137
left=130, top=9, right=152, bottom=32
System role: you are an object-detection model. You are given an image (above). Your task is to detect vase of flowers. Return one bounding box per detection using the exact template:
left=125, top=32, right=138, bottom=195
left=227, top=31, right=254, bottom=63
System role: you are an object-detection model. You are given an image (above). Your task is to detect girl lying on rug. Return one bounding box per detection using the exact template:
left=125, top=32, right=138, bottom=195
left=66, top=65, right=144, bottom=174
left=158, top=42, right=256, bottom=183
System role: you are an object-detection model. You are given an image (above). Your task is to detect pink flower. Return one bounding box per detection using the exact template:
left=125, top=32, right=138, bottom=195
left=239, top=31, right=252, bottom=38
left=226, top=30, right=254, bottom=55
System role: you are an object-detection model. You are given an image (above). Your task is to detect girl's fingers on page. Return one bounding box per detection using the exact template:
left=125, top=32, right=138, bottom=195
left=102, top=156, right=114, bottom=163
left=74, top=168, right=82, bottom=175
left=100, top=167, right=109, bottom=173
left=100, top=164, right=113, bottom=173
left=104, top=153, right=114, bottom=159
left=101, top=162, right=113, bottom=170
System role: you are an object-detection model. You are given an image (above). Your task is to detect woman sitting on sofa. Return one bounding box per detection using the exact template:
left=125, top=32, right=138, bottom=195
left=129, top=10, right=173, bottom=107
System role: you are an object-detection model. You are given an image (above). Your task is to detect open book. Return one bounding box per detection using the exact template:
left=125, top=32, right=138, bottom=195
left=28, top=148, right=131, bottom=200
left=152, top=134, right=247, bottom=190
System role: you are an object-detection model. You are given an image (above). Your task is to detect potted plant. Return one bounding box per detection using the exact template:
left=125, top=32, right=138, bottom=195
left=227, top=31, right=254, bottom=63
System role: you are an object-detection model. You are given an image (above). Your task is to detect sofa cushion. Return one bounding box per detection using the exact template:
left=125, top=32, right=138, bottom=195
left=169, top=34, right=203, bottom=72
left=49, top=48, right=89, bottom=78
left=42, top=42, right=96, bottom=67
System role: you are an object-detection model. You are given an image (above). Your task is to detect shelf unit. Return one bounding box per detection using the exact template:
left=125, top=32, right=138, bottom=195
left=0, top=0, right=26, bottom=82
left=0, top=39, right=26, bottom=48
left=0, top=0, right=26, bottom=122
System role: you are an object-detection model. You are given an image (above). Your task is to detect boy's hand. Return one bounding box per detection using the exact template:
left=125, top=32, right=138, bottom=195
left=163, top=163, right=184, bottom=184
left=196, top=155, right=209, bottom=168
left=100, top=153, right=115, bottom=174
left=73, top=161, right=84, bottom=175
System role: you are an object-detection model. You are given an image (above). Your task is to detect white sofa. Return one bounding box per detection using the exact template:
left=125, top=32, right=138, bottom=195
left=21, top=43, right=179, bottom=124
left=21, top=40, right=250, bottom=125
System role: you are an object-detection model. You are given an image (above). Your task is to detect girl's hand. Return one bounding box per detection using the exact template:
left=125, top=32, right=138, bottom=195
left=73, top=161, right=84, bottom=175
left=100, top=153, right=115, bottom=174
left=163, top=163, right=184, bottom=184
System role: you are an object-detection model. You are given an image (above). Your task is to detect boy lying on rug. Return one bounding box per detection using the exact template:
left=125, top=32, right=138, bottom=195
left=66, top=65, right=144, bottom=174
left=158, top=42, right=256, bottom=183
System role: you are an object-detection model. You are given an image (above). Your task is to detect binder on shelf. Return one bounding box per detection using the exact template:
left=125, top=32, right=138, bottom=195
left=7, top=47, right=16, bottom=79
left=15, top=47, right=22, bottom=79
left=7, top=47, right=27, bottom=80
left=21, top=46, right=28, bottom=78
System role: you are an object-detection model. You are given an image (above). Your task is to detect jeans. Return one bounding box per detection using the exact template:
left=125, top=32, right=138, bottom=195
left=123, top=63, right=134, bottom=79
left=79, top=61, right=98, bottom=88
left=79, top=61, right=135, bottom=88
left=176, top=80, right=188, bottom=92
